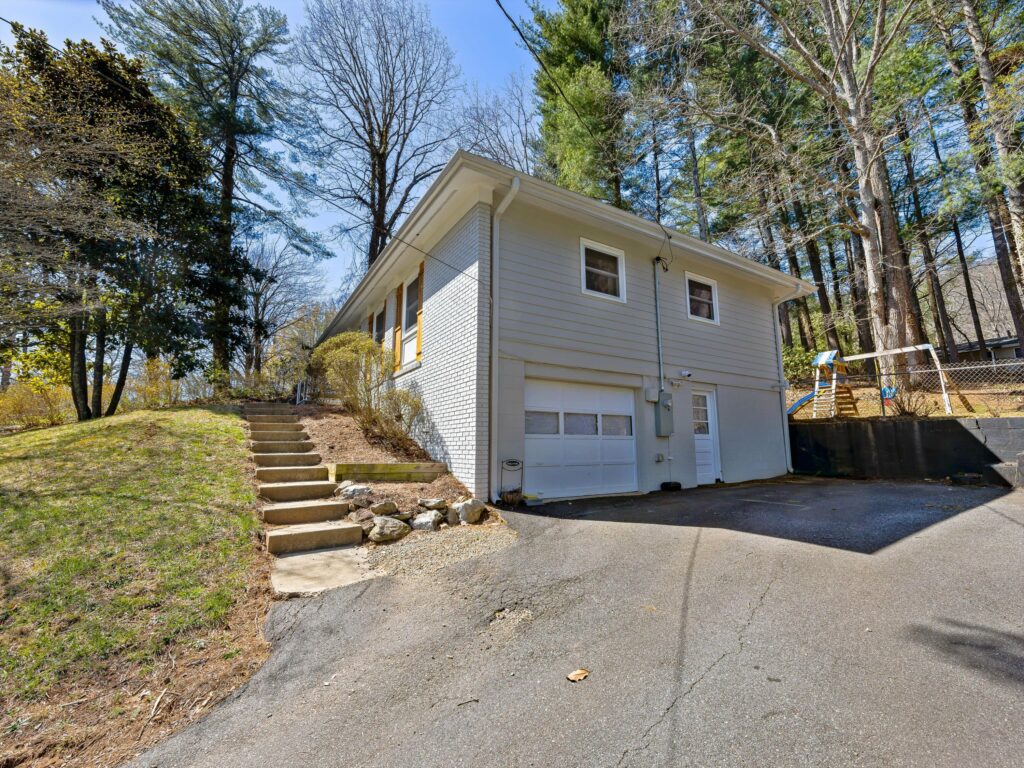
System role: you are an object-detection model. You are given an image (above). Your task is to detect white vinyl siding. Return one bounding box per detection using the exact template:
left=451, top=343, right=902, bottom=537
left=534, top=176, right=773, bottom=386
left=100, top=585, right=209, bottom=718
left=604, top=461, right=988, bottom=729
left=498, top=202, right=780, bottom=382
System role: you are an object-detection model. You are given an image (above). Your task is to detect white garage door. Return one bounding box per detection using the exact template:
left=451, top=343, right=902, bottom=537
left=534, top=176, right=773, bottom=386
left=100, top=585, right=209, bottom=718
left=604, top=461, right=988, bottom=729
left=524, top=379, right=638, bottom=499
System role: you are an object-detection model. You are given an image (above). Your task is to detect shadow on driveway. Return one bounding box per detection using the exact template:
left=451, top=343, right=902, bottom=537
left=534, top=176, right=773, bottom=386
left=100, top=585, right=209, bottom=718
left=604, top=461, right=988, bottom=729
left=525, top=478, right=1013, bottom=555
left=908, top=619, right=1024, bottom=688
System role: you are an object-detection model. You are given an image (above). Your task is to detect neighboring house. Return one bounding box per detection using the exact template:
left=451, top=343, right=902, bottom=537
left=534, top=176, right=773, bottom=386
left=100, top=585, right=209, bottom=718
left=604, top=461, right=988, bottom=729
left=956, top=335, right=1023, bottom=362
left=319, top=152, right=814, bottom=502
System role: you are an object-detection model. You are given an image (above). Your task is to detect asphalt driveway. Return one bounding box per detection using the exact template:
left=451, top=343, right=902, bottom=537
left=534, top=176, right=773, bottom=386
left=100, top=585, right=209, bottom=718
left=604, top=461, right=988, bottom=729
left=130, top=478, right=1024, bottom=767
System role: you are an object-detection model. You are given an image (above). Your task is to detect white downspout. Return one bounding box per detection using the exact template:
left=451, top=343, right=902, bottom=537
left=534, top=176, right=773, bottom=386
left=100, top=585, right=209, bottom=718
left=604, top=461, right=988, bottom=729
left=489, top=177, right=521, bottom=501
left=773, top=286, right=804, bottom=474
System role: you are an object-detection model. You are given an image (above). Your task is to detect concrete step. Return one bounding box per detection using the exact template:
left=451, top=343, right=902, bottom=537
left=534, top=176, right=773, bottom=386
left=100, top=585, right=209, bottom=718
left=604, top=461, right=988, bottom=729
left=983, top=462, right=1017, bottom=487
left=246, top=421, right=304, bottom=431
left=245, top=409, right=296, bottom=417
left=244, top=405, right=296, bottom=413
left=248, top=430, right=309, bottom=442
left=259, top=480, right=337, bottom=502
left=250, top=440, right=315, bottom=454
left=247, top=414, right=300, bottom=424
left=253, top=452, right=322, bottom=467
left=255, top=465, right=329, bottom=483
left=263, top=499, right=352, bottom=524
left=265, top=521, right=362, bottom=554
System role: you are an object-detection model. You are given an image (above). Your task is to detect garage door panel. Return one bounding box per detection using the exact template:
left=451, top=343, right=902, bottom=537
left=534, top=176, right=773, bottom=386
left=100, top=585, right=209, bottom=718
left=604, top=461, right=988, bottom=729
left=526, top=438, right=564, bottom=466
left=564, top=439, right=602, bottom=464
left=601, top=440, right=635, bottom=463
left=524, top=379, right=638, bottom=499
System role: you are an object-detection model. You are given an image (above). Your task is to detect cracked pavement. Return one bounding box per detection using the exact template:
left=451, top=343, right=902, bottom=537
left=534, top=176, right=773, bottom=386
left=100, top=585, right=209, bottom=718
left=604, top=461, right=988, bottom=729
left=127, top=479, right=1024, bottom=768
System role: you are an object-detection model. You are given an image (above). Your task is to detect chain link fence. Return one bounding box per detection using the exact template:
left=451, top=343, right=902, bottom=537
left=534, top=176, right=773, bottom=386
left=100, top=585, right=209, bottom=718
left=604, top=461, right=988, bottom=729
left=788, top=358, right=1024, bottom=419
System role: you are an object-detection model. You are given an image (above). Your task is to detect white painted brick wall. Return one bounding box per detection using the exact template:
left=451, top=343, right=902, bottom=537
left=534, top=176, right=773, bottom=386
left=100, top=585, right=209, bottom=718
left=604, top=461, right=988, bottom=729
left=345, top=204, right=488, bottom=496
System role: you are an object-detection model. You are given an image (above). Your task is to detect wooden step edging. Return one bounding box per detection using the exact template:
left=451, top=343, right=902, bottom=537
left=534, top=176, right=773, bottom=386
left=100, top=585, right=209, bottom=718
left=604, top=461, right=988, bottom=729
left=328, top=462, right=447, bottom=483
left=262, top=499, right=353, bottom=525
left=259, top=480, right=338, bottom=502
left=265, top=521, right=362, bottom=554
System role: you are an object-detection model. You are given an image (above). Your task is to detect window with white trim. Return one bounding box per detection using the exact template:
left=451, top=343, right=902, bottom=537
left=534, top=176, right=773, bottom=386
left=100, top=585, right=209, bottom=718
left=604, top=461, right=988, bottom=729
left=400, top=272, right=420, bottom=364
left=580, top=239, right=626, bottom=301
left=685, top=273, right=719, bottom=324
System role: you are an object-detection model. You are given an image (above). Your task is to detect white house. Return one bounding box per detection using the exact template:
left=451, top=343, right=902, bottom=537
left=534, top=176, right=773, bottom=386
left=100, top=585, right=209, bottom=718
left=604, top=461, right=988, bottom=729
left=319, top=151, right=815, bottom=502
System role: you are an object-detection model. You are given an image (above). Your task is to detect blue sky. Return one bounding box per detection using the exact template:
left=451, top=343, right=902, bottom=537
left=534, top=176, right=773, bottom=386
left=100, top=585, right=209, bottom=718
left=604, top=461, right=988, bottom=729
left=0, top=0, right=546, bottom=293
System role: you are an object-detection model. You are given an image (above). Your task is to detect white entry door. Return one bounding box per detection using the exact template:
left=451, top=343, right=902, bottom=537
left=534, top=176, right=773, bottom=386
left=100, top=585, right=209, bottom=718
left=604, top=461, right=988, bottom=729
left=524, top=379, right=638, bottom=499
left=692, top=389, right=721, bottom=485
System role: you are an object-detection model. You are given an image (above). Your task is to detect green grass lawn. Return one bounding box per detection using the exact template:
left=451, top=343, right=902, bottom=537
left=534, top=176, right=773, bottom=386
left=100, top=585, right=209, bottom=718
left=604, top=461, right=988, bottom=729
left=0, top=406, right=260, bottom=706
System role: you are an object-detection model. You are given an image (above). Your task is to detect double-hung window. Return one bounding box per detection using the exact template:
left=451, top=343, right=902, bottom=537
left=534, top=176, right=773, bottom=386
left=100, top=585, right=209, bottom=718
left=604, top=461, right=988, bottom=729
left=399, top=266, right=422, bottom=366
left=580, top=238, right=626, bottom=302
left=685, top=273, right=719, bottom=324
left=373, top=308, right=386, bottom=344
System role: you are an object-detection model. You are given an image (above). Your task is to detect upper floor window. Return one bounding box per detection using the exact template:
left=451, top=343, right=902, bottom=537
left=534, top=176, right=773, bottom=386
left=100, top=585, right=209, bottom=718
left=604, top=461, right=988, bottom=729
left=686, top=273, right=719, bottom=325
left=580, top=238, right=626, bottom=302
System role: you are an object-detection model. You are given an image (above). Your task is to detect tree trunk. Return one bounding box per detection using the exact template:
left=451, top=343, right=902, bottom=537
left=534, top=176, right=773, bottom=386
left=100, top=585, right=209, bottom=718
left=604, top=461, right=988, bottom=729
left=774, top=192, right=815, bottom=349
left=961, top=0, right=1024, bottom=276
left=212, top=96, right=239, bottom=383
left=896, top=115, right=958, bottom=362
left=758, top=188, right=794, bottom=347
left=105, top=339, right=133, bottom=417
left=91, top=307, right=107, bottom=416
left=687, top=122, right=709, bottom=242
left=826, top=237, right=844, bottom=314
left=846, top=234, right=876, bottom=354
left=0, top=359, right=10, bottom=391
left=792, top=198, right=842, bottom=352
left=923, top=100, right=988, bottom=356
left=930, top=0, right=1024, bottom=354
left=69, top=314, right=92, bottom=421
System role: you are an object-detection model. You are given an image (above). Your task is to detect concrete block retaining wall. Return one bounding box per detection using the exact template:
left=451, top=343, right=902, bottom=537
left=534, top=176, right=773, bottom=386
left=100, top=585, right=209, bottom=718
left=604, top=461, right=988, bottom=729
left=790, top=417, right=1024, bottom=480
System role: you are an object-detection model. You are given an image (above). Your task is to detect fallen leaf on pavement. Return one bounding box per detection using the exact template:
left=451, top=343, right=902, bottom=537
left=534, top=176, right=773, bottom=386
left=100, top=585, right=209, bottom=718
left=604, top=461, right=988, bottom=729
left=566, top=668, right=589, bottom=682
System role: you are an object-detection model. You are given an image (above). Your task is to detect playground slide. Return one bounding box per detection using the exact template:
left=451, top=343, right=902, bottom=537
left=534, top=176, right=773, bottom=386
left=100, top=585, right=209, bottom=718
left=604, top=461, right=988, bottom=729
left=787, top=392, right=816, bottom=416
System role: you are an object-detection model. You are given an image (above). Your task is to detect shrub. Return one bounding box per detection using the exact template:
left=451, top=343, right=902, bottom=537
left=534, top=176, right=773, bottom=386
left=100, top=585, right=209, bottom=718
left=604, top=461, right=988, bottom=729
left=782, top=346, right=818, bottom=381
left=0, top=381, right=74, bottom=429
left=134, top=358, right=180, bottom=408
left=310, top=332, right=423, bottom=450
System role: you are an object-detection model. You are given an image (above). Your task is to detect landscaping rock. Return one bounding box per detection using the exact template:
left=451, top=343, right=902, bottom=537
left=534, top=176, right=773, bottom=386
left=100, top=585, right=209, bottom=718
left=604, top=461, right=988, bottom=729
left=418, top=498, right=448, bottom=510
left=369, top=501, right=398, bottom=515
left=351, top=496, right=373, bottom=509
left=348, top=507, right=376, bottom=534
left=368, top=515, right=411, bottom=543
left=339, top=483, right=371, bottom=500
left=451, top=498, right=486, bottom=525
left=411, top=510, right=443, bottom=531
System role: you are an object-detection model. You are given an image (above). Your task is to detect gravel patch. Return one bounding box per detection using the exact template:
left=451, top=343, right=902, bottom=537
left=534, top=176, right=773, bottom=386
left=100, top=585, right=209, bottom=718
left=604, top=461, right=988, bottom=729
left=364, top=522, right=518, bottom=580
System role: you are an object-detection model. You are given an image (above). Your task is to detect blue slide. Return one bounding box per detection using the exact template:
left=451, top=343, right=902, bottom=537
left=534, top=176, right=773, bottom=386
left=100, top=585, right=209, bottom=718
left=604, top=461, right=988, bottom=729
left=787, top=392, right=816, bottom=416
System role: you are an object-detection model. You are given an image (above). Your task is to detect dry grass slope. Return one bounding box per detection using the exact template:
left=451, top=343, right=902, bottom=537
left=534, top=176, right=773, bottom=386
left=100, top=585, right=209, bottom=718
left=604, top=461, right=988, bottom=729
left=0, top=406, right=271, bottom=767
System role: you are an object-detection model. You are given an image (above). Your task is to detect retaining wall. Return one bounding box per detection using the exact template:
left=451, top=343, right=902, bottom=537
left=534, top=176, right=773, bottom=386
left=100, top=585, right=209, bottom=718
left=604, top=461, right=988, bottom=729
left=789, top=417, right=1024, bottom=480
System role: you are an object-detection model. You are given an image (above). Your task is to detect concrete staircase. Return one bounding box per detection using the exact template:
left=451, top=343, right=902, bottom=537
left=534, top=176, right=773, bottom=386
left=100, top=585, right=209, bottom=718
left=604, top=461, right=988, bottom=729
left=244, top=403, right=362, bottom=556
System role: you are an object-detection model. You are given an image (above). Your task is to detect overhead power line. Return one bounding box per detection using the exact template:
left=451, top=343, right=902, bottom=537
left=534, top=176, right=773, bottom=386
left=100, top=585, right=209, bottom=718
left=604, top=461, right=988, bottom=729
left=0, top=15, right=144, bottom=100
left=492, top=0, right=605, bottom=150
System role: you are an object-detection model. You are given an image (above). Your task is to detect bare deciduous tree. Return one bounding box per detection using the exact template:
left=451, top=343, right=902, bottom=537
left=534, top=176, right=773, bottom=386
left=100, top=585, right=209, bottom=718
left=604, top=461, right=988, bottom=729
left=295, top=0, right=462, bottom=268
left=239, top=237, right=323, bottom=376
left=462, top=71, right=540, bottom=174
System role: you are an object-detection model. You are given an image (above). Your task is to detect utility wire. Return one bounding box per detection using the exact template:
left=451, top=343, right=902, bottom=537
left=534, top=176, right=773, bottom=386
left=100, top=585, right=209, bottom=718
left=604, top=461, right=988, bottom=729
left=0, top=15, right=145, bottom=101
left=493, top=0, right=605, bottom=151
